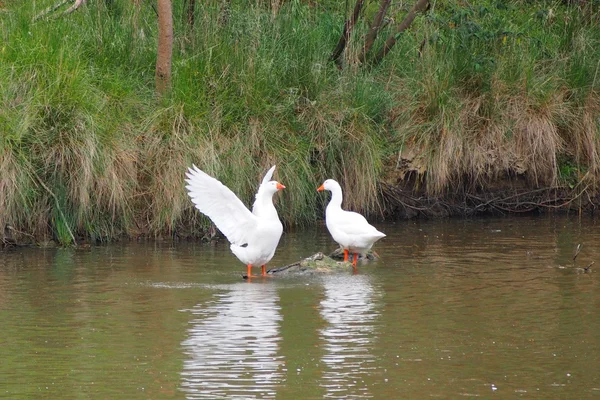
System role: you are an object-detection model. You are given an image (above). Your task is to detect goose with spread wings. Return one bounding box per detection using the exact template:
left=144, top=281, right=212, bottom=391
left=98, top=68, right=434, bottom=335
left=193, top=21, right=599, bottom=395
left=185, top=165, right=285, bottom=278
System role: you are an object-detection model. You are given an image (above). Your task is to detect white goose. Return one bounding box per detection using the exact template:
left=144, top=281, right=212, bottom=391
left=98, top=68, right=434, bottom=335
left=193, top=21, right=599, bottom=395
left=317, top=179, right=385, bottom=267
left=185, top=165, right=285, bottom=278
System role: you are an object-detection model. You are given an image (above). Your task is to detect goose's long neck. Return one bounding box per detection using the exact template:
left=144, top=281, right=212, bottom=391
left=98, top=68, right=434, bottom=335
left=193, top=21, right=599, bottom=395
left=252, top=189, right=278, bottom=219
left=327, top=185, right=343, bottom=209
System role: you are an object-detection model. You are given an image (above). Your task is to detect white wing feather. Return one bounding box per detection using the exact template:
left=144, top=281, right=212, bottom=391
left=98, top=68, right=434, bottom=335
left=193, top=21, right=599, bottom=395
left=331, top=210, right=385, bottom=237
left=185, top=165, right=258, bottom=245
left=261, top=165, right=277, bottom=185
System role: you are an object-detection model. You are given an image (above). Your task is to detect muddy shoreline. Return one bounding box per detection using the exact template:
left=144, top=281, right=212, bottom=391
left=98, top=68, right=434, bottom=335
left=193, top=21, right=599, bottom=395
left=3, top=180, right=598, bottom=249
left=380, top=181, right=598, bottom=219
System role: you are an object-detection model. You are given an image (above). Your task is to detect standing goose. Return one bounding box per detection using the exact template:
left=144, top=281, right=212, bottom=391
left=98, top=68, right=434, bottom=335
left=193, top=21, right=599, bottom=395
left=185, top=165, right=285, bottom=278
left=317, top=179, right=385, bottom=267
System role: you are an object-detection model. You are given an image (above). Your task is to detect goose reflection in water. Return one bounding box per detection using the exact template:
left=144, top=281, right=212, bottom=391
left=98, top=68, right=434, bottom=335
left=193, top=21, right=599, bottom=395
left=180, top=283, right=284, bottom=399
left=319, top=275, right=381, bottom=399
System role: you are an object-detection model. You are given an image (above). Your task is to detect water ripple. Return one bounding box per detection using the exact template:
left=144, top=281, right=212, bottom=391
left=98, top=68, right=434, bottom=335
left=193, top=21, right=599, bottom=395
left=319, top=275, right=381, bottom=399
left=180, top=283, right=284, bottom=399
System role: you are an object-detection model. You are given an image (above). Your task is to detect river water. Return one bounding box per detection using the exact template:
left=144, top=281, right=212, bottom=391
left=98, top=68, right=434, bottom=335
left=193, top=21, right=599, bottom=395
left=1, top=216, right=599, bottom=399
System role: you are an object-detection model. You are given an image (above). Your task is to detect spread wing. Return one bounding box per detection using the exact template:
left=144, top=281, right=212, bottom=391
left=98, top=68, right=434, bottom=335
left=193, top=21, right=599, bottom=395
left=185, top=165, right=258, bottom=245
left=261, top=165, right=277, bottom=185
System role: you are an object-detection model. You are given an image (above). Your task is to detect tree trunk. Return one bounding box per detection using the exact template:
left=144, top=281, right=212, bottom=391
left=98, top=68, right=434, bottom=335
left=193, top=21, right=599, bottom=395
left=328, top=0, right=365, bottom=69
left=156, top=0, right=173, bottom=96
left=358, top=0, right=391, bottom=64
left=373, top=0, right=429, bottom=65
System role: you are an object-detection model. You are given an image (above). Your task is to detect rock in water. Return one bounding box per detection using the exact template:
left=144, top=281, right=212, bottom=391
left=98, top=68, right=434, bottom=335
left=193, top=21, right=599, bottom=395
left=242, top=252, right=353, bottom=279
left=328, top=247, right=377, bottom=261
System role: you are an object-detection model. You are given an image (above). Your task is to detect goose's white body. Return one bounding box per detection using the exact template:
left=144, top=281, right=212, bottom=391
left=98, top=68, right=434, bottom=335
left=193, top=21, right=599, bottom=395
left=318, top=179, right=385, bottom=258
left=185, top=165, right=284, bottom=269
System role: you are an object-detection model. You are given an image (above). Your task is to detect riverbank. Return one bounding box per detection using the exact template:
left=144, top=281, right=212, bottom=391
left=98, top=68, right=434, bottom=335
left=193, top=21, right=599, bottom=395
left=1, top=1, right=599, bottom=245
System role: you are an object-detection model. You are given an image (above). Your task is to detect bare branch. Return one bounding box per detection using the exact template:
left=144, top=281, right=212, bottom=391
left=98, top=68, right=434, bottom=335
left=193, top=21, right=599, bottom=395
left=329, top=0, right=365, bottom=68
left=33, top=0, right=71, bottom=22
left=373, top=0, right=429, bottom=65
left=359, top=0, right=391, bottom=64
left=62, top=0, right=86, bottom=16
left=33, top=0, right=87, bottom=21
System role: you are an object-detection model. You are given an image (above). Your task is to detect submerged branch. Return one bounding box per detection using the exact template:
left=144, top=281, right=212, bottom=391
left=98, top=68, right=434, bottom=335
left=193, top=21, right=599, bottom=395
left=573, top=243, right=582, bottom=261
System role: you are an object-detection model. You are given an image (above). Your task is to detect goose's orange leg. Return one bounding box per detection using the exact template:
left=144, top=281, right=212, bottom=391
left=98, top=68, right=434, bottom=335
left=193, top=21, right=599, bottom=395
left=247, top=264, right=260, bottom=279
left=352, top=253, right=359, bottom=267
left=261, top=265, right=267, bottom=276
left=343, top=249, right=349, bottom=262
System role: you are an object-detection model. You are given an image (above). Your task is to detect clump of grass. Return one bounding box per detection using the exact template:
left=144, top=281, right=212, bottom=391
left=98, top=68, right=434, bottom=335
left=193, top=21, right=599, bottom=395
left=0, top=63, right=141, bottom=242
left=391, top=0, right=600, bottom=195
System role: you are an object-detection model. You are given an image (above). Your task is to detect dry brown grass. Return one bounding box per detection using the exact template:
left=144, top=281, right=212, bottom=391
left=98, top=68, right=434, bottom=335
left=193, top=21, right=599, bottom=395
left=571, top=95, right=600, bottom=178
left=93, top=133, right=139, bottom=233
left=394, top=82, right=600, bottom=197
left=142, top=106, right=210, bottom=235
left=0, top=151, right=30, bottom=234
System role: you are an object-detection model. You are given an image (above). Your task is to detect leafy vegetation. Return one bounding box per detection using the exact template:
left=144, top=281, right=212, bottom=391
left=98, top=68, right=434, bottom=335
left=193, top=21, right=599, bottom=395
left=1, top=0, right=599, bottom=244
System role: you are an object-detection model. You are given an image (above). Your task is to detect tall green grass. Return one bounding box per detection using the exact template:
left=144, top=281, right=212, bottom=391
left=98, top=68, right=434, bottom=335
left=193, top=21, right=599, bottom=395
left=1, top=0, right=599, bottom=244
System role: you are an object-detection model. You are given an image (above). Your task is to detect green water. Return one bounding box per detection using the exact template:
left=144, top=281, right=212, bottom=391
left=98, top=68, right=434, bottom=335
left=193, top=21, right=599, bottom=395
left=1, top=216, right=599, bottom=399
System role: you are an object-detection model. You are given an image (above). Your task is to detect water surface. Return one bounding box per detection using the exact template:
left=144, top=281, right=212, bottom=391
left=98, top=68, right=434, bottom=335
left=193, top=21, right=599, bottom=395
left=1, top=216, right=599, bottom=398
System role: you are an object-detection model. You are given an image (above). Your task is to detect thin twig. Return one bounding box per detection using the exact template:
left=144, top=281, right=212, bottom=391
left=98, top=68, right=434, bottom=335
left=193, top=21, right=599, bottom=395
left=573, top=243, right=582, bottom=261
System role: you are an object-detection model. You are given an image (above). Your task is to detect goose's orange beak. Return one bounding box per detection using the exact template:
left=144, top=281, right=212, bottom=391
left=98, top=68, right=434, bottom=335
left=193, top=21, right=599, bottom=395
left=276, top=182, right=286, bottom=190
left=317, top=184, right=325, bottom=192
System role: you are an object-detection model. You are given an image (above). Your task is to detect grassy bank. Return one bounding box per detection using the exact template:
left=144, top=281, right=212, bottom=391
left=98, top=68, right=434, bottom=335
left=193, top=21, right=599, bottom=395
left=1, top=0, right=599, bottom=244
